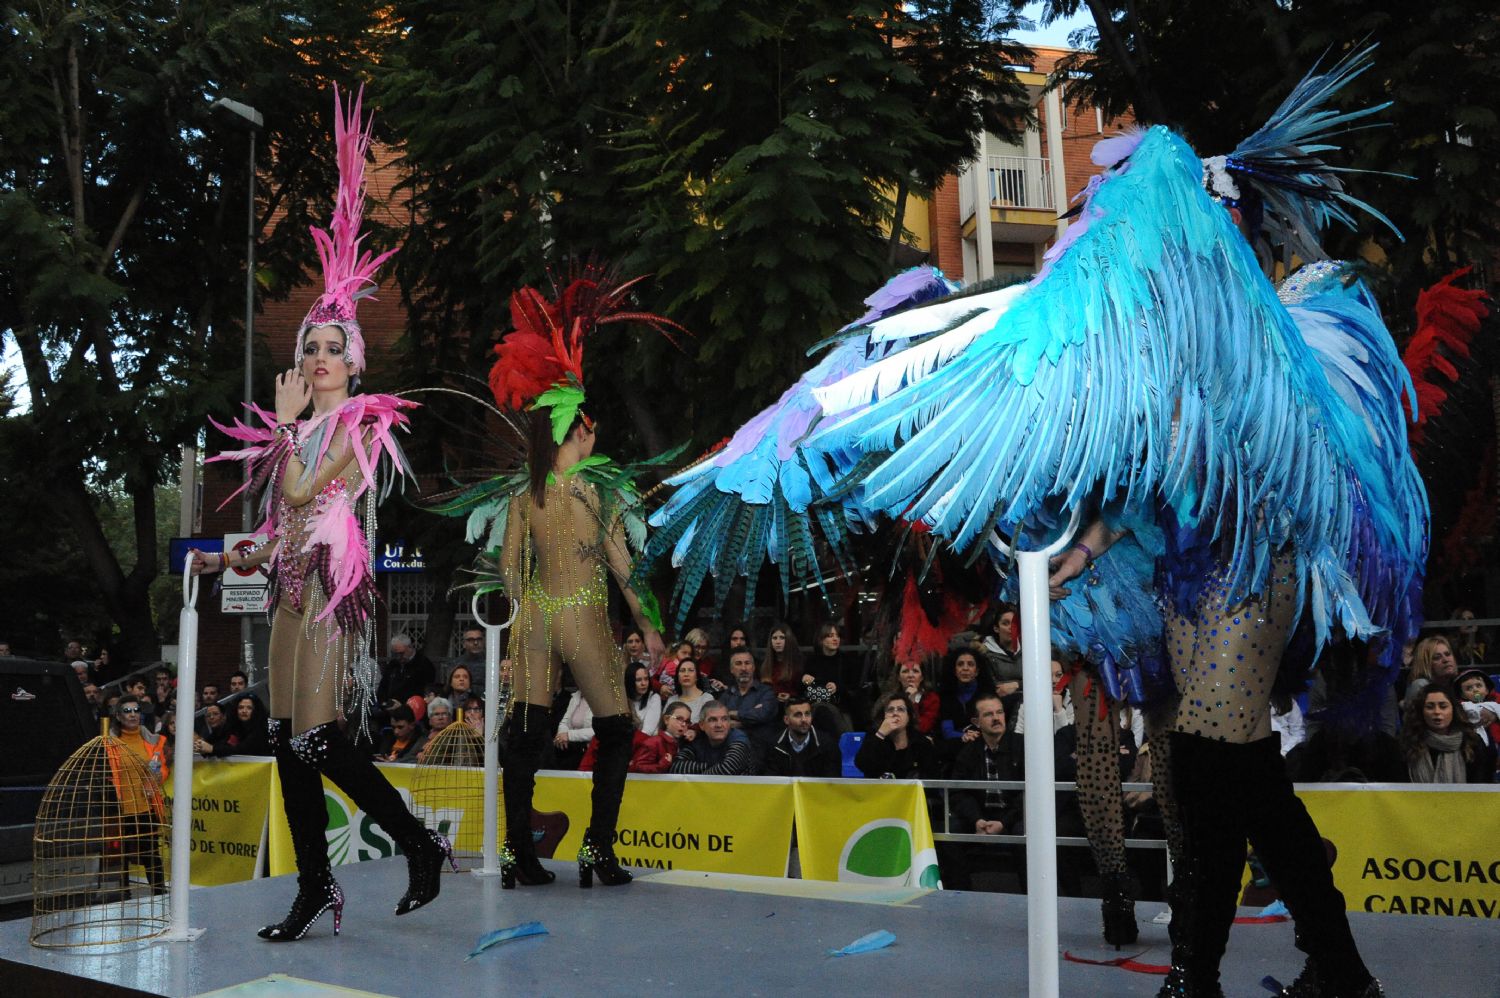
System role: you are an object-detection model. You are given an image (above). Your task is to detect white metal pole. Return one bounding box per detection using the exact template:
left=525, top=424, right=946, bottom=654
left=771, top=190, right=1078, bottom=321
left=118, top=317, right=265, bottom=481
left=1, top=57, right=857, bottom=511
left=471, top=595, right=517, bottom=878
left=165, top=562, right=205, bottom=941
left=1017, top=509, right=1081, bottom=997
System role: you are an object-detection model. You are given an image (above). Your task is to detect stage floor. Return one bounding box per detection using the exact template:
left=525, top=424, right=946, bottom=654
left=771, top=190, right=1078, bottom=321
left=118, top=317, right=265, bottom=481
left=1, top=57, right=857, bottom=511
left=1, top=858, right=1490, bottom=996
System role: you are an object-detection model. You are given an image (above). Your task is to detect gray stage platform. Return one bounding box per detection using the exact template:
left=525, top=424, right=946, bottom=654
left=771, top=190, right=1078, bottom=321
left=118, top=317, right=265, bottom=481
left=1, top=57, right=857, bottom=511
left=1, top=858, right=1489, bottom=997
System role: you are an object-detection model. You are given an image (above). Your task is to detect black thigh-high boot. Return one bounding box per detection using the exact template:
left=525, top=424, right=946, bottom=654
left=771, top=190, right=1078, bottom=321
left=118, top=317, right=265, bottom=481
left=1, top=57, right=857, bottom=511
left=578, top=713, right=634, bottom=887
left=289, top=722, right=454, bottom=916
left=260, top=718, right=344, bottom=940
left=500, top=701, right=556, bottom=887
left=1239, top=736, right=1381, bottom=998
left=1157, top=733, right=1246, bottom=998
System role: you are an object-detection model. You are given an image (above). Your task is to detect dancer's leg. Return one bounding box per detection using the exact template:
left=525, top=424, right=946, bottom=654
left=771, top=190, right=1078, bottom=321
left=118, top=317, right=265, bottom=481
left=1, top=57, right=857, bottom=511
left=501, top=701, right=556, bottom=887
left=1160, top=731, right=1245, bottom=998
left=556, top=605, right=633, bottom=886
left=1071, top=672, right=1137, bottom=946
left=1159, top=556, right=1296, bottom=996
left=290, top=722, right=452, bottom=915
left=259, top=716, right=343, bottom=941
left=1240, top=736, right=1377, bottom=998
left=260, top=610, right=344, bottom=940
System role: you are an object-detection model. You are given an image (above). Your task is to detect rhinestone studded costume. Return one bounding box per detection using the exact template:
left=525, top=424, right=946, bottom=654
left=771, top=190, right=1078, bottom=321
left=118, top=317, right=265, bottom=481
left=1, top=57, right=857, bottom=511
left=501, top=475, right=627, bottom=723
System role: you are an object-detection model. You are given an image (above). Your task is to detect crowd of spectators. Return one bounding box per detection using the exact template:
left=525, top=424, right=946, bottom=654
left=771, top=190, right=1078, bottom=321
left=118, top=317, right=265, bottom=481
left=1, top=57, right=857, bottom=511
left=8, top=608, right=1494, bottom=902
left=17, top=607, right=1498, bottom=825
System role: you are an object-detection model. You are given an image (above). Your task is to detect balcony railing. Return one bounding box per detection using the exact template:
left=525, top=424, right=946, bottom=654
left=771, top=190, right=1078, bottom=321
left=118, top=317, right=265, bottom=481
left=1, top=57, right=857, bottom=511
left=959, top=154, right=1056, bottom=222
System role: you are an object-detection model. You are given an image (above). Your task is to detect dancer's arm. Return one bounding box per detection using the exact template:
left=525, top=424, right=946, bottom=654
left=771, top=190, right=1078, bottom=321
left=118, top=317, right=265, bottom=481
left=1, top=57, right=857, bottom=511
left=190, top=539, right=280, bottom=575
left=268, top=369, right=360, bottom=508
left=600, top=510, right=666, bottom=661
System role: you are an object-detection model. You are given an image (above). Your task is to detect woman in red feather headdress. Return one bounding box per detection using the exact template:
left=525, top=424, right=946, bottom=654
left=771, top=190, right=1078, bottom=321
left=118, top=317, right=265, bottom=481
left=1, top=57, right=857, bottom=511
left=484, top=265, right=679, bottom=890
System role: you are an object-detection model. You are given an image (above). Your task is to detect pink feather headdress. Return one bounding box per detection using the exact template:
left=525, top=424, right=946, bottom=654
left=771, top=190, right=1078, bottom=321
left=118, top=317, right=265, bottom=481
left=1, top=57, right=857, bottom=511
left=295, top=85, right=396, bottom=377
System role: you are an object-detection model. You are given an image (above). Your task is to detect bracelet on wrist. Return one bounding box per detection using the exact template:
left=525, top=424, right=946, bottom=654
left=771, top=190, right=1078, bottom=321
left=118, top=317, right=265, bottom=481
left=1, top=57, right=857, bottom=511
left=219, top=551, right=229, bottom=571
left=1073, top=542, right=1094, bottom=561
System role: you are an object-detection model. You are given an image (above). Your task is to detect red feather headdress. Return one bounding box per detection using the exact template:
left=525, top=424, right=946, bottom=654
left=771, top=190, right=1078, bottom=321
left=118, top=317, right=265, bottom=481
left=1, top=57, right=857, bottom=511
left=488, top=266, right=687, bottom=437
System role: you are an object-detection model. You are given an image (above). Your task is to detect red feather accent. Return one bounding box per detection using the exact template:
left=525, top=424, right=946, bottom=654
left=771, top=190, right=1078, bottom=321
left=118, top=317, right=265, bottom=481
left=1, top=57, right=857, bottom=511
left=488, top=265, right=689, bottom=411
left=892, top=574, right=982, bottom=664
left=1403, top=267, right=1491, bottom=450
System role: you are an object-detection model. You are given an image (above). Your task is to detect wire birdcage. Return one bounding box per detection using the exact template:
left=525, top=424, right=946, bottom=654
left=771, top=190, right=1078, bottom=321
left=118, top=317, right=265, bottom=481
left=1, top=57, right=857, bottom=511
left=31, top=735, right=172, bottom=948
left=409, top=720, right=491, bottom=871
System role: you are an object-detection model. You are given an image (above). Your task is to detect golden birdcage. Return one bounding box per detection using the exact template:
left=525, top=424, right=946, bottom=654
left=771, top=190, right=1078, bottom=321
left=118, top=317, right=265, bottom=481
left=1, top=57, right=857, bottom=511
left=409, top=720, right=493, bottom=872
left=31, top=735, right=172, bottom=948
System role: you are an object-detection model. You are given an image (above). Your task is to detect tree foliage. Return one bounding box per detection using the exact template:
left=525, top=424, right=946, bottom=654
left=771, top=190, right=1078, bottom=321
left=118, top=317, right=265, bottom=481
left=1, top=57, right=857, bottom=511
left=0, top=0, right=390, bottom=660
left=378, top=1, right=1036, bottom=630
left=1041, top=0, right=1499, bottom=315
left=382, top=0, right=1037, bottom=447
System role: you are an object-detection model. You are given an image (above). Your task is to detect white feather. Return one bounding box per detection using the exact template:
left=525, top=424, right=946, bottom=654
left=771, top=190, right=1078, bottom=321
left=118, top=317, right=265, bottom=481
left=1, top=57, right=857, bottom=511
left=865, top=283, right=1029, bottom=344
left=815, top=285, right=1027, bottom=416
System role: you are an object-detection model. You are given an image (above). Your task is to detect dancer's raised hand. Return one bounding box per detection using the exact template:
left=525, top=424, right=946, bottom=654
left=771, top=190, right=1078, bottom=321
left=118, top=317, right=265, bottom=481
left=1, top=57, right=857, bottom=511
left=275, top=369, right=312, bottom=423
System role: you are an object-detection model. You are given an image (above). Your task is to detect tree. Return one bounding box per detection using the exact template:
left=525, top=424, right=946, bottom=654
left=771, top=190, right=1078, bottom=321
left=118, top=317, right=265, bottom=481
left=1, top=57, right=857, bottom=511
left=380, top=1, right=1036, bottom=631
left=0, top=0, right=390, bottom=661
left=882, top=2, right=1035, bottom=266
left=1039, top=0, right=1499, bottom=313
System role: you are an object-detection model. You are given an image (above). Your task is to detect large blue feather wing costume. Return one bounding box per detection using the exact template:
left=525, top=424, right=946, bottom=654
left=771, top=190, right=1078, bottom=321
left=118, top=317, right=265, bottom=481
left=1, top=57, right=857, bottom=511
left=640, top=267, right=1035, bottom=629
left=813, top=125, right=1427, bottom=667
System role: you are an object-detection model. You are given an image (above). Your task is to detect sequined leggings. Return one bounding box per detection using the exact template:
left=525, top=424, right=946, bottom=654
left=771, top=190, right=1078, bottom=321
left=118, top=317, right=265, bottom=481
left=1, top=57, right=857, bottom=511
left=1168, top=555, right=1298, bottom=743
left=1070, top=673, right=1184, bottom=877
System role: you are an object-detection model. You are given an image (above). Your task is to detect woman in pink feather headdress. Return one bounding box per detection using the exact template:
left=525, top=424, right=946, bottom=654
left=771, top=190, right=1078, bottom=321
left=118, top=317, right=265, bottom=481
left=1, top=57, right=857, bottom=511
left=190, top=86, right=450, bottom=942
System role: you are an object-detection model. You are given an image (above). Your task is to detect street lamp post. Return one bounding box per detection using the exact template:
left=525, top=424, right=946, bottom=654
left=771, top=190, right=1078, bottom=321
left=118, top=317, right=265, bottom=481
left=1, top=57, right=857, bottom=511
left=212, top=97, right=264, bottom=682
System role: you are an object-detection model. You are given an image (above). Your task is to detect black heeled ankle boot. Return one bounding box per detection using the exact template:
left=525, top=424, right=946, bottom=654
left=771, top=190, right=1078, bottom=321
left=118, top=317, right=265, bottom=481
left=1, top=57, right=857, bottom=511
left=260, top=718, right=344, bottom=941
left=1156, top=732, right=1244, bottom=998
left=1239, top=736, right=1381, bottom=998
left=1275, top=958, right=1385, bottom=998
left=578, top=714, right=634, bottom=888
left=1100, top=870, right=1139, bottom=948
left=501, top=701, right=556, bottom=889
left=290, top=722, right=455, bottom=916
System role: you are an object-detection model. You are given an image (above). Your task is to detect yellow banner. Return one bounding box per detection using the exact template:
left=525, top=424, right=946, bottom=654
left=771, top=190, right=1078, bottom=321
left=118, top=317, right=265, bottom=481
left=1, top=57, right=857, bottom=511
left=163, top=758, right=273, bottom=886
left=268, top=766, right=794, bottom=879
left=793, top=779, right=941, bottom=888
left=531, top=773, right=794, bottom=876
left=1297, top=785, right=1500, bottom=919
left=268, top=762, right=439, bottom=875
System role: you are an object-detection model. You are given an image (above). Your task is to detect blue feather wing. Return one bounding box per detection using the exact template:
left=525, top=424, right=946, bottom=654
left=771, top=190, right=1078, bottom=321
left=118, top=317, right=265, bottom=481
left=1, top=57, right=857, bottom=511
left=816, top=126, right=1426, bottom=657
left=642, top=268, right=963, bottom=628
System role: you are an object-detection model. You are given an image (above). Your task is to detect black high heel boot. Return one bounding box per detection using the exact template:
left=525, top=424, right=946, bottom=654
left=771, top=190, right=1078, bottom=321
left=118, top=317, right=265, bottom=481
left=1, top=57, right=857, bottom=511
left=290, top=722, right=456, bottom=916
left=578, top=714, right=634, bottom=888
left=1156, top=733, right=1245, bottom=998
left=1100, top=870, right=1139, bottom=948
left=1239, top=736, right=1382, bottom=998
left=260, top=718, right=344, bottom=941
left=500, top=701, right=556, bottom=889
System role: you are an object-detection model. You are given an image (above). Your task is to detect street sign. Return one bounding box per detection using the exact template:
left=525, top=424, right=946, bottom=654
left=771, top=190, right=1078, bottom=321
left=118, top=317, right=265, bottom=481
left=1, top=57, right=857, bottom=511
left=221, top=532, right=270, bottom=613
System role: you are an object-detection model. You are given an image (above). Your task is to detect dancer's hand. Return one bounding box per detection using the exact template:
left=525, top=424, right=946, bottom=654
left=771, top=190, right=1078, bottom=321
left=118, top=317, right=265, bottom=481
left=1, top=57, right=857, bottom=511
left=643, top=629, right=666, bottom=664
left=553, top=731, right=569, bottom=749
left=188, top=549, right=221, bottom=576
left=275, top=369, right=312, bottom=424
left=1047, top=545, right=1088, bottom=598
